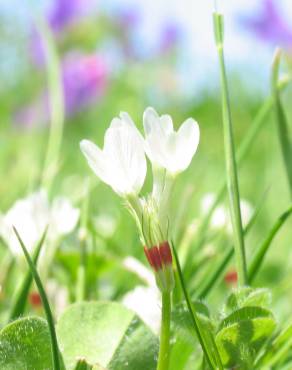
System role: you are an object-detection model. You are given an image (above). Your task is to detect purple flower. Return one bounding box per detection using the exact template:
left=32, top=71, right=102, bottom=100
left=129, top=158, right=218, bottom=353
left=159, top=21, right=181, bottom=53
left=241, top=0, right=292, bottom=47
left=48, top=0, right=89, bottom=32
left=30, top=0, right=90, bottom=66
left=62, top=53, right=107, bottom=115
left=15, top=53, right=108, bottom=127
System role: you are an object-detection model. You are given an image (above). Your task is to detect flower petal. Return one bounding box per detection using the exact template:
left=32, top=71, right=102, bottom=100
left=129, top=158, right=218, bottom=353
left=80, top=139, right=111, bottom=186
left=143, top=107, right=174, bottom=167
left=143, top=107, right=173, bottom=137
left=104, top=124, right=146, bottom=195
left=170, top=118, right=200, bottom=173
left=51, top=197, right=80, bottom=236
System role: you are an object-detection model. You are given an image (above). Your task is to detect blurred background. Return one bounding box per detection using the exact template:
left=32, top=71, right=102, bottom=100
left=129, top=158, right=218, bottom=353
left=0, top=0, right=292, bottom=322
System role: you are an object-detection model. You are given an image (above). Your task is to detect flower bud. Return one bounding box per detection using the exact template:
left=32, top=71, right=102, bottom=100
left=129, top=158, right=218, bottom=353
left=144, top=241, right=174, bottom=293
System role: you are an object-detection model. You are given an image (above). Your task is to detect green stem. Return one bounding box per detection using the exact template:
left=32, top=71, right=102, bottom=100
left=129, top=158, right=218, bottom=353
left=39, top=19, right=64, bottom=191
left=172, top=243, right=223, bottom=370
left=76, top=184, right=90, bottom=301
left=271, top=49, right=292, bottom=199
left=196, top=189, right=265, bottom=298
left=183, top=80, right=290, bottom=272
left=157, top=292, right=171, bottom=370
left=213, top=12, right=247, bottom=286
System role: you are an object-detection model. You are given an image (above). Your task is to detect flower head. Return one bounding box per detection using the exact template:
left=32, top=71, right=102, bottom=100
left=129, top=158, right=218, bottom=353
left=49, top=0, right=88, bottom=32
left=201, top=193, right=253, bottom=233
left=143, top=107, right=200, bottom=175
left=0, top=190, right=79, bottom=256
left=241, top=0, right=292, bottom=47
left=62, top=53, right=108, bottom=116
left=80, top=112, right=146, bottom=197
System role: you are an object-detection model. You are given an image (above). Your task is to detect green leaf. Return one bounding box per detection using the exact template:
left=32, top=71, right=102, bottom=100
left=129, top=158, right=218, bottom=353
left=255, top=322, right=292, bottom=368
left=0, top=317, right=53, bottom=370
left=242, top=289, right=271, bottom=308
left=56, top=301, right=158, bottom=370
left=224, top=287, right=253, bottom=313
left=216, top=306, right=276, bottom=368
left=224, top=287, right=271, bottom=314
left=218, top=306, right=274, bottom=331
left=74, top=358, right=105, bottom=370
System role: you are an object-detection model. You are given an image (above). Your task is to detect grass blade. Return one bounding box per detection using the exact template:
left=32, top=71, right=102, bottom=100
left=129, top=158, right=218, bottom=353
left=196, top=189, right=267, bottom=298
left=183, top=74, right=290, bottom=276
left=184, top=76, right=290, bottom=270
left=8, top=227, right=48, bottom=321
left=248, top=205, right=292, bottom=283
left=76, top=182, right=90, bottom=302
left=172, top=242, right=223, bottom=370
left=271, top=49, right=292, bottom=199
left=213, top=11, right=247, bottom=285
left=13, top=227, right=61, bottom=370
left=255, top=321, right=292, bottom=368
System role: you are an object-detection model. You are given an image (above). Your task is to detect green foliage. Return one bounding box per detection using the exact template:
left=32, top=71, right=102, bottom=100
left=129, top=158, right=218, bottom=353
left=172, top=300, right=214, bottom=348
left=224, top=287, right=271, bottom=314
left=13, top=227, right=62, bottom=370
left=255, top=322, right=292, bottom=368
left=172, top=242, right=223, bottom=369
left=216, top=313, right=276, bottom=369
left=0, top=317, right=54, bottom=370
left=216, top=288, right=277, bottom=369
left=56, top=301, right=159, bottom=370
left=8, top=228, right=48, bottom=321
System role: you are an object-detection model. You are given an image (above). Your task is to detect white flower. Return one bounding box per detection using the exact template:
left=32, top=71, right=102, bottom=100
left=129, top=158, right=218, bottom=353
left=122, top=256, right=160, bottom=334
left=80, top=112, right=146, bottom=197
left=0, top=190, right=79, bottom=256
left=123, top=256, right=155, bottom=286
left=123, top=285, right=161, bottom=334
left=46, top=279, right=69, bottom=318
left=201, top=193, right=253, bottom=232
left=143, top=107, right=200, bottom=175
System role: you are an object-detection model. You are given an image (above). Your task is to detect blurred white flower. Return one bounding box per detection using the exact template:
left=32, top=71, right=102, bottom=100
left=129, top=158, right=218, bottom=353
left=80, top=112, right=146, bottom=197
left=93, top=213, right=118, bottom=239
left=0, top=190, right=79, bottom=256
left=123, top=285, right=161, bottom=334
left=123, top=256, right=155, bottom=286
left=143, top=107, right=200, bottom=175
left=201, top=193, right=253, bottom=233
left=122, top=256, right=161, bottom=334
left=46, top=279, right=69, bottom=318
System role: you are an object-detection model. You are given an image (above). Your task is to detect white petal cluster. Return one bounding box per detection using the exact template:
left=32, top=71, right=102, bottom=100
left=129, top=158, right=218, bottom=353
left=0, top=190, right=79, bottom=256
left=80, top=112, right=146, bottom=197
left=122, top=256, right=160, bottom=334
left=80, top=107, right=200, bottom=197
left=143, top=107, right=200, bottom=175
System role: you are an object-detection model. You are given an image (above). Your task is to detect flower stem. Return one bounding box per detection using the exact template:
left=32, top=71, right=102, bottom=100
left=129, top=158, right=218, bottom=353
left=271, top=49, right=292, bottom=199
left=39, top=19, right=64, bottom=192
left=213, top=11, right=248, bottom=286
left=157, top=292, right=171, bottom=370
